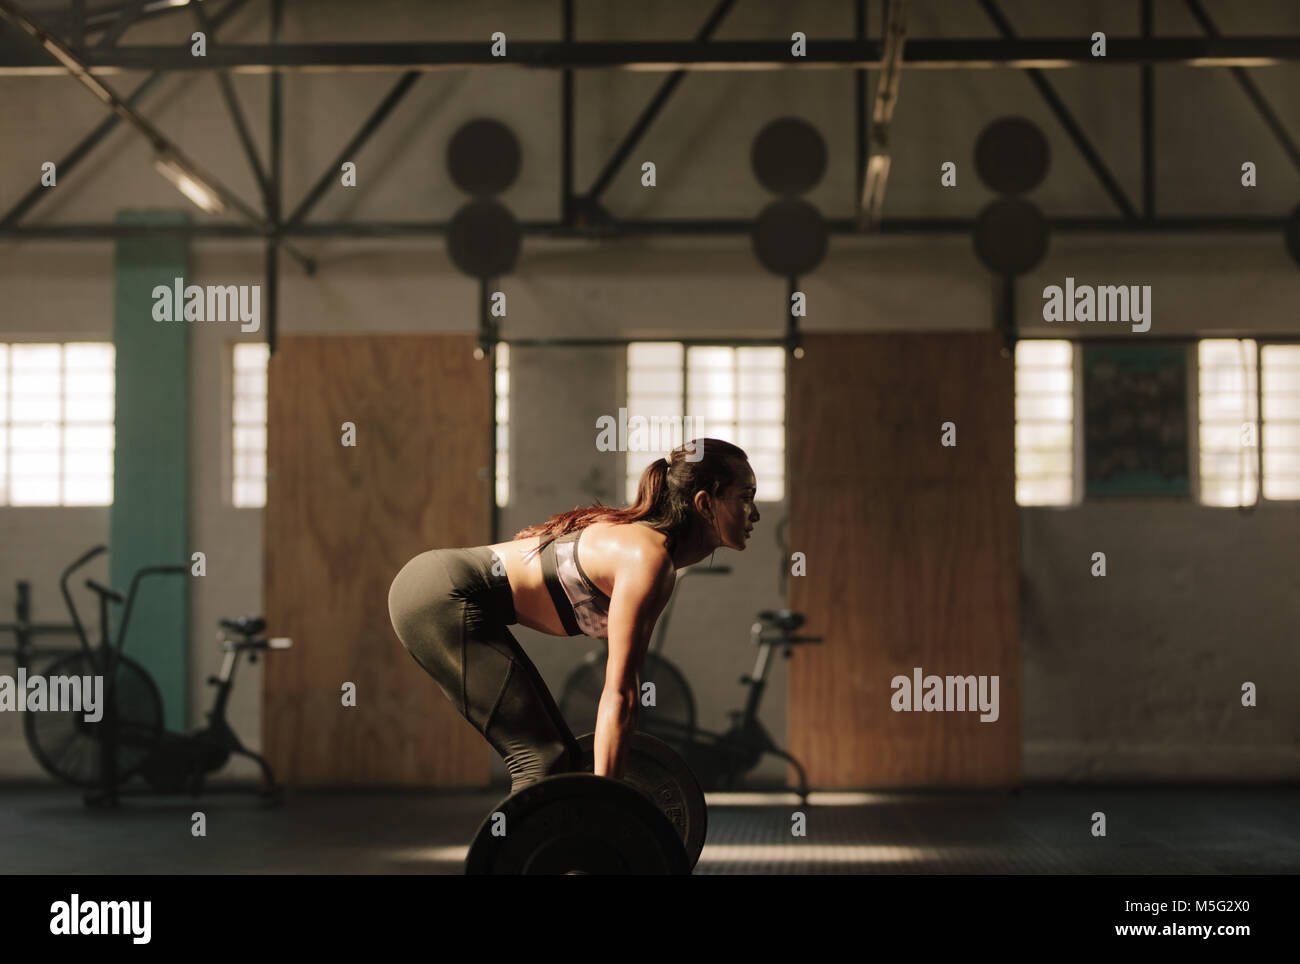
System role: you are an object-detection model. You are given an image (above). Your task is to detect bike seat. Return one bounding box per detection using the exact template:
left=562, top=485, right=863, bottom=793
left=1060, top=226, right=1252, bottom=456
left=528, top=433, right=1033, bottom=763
left=767, top=634, right=824, bottom=646
left=757, top=609, right=805, bottom=632
left=220, top=616, right=266, bottom=636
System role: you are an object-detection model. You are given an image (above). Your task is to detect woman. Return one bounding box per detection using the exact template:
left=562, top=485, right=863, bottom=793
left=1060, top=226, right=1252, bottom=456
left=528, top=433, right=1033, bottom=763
left=387, top=438, right=759, bottom=794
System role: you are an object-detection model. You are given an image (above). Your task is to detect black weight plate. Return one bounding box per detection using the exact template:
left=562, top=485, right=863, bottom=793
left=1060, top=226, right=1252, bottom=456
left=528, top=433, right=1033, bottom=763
left=447, top=118, right=521, bottom=196
left=751, top=198, right=828, bottom=276
left=973, top=197, right=1049, bottom=276
left=751, top=117, right=828, bottom=195
left=447, top=199, right=521, bottom=278
left=465, top=774, right=689, bottom=875
left=1285, top=203, right=1300, bottom=268
left=974, top=116, right=1050, bottom=194
left=577, top=731, right=707, bottom=870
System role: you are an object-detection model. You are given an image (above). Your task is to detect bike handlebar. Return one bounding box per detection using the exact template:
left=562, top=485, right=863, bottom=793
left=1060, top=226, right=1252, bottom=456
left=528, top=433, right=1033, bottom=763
left=57, top=550, right=186, bottom=662
left=60, top=545, right=107, bottom=587
left=59, top=545, right=107, bottom=655
left=84, top=579, right=124, bottom=604
left=117, top=565, right=188, bottom=655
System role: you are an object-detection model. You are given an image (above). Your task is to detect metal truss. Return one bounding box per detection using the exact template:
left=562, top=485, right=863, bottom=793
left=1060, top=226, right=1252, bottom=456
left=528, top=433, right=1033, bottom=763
left=6, top=36, right=1300, bottom=73
left=1, top=0, right=1299, bottom=351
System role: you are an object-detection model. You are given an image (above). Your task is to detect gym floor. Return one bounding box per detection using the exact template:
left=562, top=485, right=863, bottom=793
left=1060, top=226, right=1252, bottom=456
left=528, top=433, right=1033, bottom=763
left=3, top=1, right=1299, bottom=931
left=4, top=784, right=1296, bottom=875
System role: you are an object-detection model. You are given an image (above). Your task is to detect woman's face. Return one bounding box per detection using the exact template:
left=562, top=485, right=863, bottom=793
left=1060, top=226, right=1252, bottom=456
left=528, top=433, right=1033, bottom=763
left=708, top=463, right=760, bottom=550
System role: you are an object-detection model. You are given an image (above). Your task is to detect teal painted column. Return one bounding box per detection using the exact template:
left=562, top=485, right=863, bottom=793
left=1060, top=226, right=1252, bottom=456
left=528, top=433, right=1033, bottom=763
left=111, top=210, right=190, bottom=731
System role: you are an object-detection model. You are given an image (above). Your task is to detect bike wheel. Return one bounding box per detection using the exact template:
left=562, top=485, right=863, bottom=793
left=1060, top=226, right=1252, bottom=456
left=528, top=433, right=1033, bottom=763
left=558, top=651, right=697, bottom=743
left=23, top=651, right=165, bottom=788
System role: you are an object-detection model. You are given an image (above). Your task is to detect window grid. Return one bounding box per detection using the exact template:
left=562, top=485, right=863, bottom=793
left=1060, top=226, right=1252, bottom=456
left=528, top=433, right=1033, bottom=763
left=1198, top=339, right=1259, bottom=507
left=496, top=342, right=509, bottom=508
left=1, top=342, right=115, bottom=507
left=1014, top=340, right=1074, bottom=506
left=0, top=344, right=4, bottom=502
left=232, top=342, right=270, bottom=508
left=626, top=343, right=785, bottom=504
left=1262, top=344, right=1300, bottom=500
left=229, top=342, right=511, bottom=508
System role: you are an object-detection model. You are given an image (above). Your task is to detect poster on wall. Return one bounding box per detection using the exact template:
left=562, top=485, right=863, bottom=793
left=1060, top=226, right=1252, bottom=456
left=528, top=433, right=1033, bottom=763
left=1083, top=343, right=1190, bottom=497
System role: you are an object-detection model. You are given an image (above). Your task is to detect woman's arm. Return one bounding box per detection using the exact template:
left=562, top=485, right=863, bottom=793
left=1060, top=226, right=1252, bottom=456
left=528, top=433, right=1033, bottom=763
left=592, top=546, right=675, bottom=779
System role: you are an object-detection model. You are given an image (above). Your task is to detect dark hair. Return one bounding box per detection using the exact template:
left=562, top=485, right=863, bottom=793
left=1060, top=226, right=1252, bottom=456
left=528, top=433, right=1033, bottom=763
left=514, top=438, right=750, bottom=561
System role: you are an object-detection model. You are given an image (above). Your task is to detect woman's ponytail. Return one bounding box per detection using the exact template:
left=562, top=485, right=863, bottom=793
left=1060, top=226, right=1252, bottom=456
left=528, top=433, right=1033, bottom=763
left=513, top=439, right=748, bottom=559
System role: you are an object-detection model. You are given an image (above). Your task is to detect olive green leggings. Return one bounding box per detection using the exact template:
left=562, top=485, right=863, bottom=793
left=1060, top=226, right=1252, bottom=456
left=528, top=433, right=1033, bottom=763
left=387, top=546, right=579, bottom=794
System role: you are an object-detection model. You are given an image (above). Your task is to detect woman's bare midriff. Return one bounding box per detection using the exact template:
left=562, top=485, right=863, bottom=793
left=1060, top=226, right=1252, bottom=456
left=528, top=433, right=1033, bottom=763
left=488, top=521, right=669, bottom=637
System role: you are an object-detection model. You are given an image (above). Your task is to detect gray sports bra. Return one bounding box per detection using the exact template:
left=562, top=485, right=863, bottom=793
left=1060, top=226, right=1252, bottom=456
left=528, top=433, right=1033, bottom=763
left=539, top=528, right=611, bottom=639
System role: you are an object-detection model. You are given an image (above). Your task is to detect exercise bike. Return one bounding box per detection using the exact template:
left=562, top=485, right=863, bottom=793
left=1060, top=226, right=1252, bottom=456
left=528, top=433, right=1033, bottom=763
left=556, top=563, right=824, bottom=795
left=23, top=545, right=290, bottom=807
left=669, top=609, right=823, bottom=798
left=557, top=562, right=732, bottom=743
left=0, top=579, right=84, bottom=669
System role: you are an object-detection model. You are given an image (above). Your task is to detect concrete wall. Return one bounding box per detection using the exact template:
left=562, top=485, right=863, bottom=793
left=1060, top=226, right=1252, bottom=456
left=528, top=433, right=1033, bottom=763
left=2, top=0, right=1298, bottom=783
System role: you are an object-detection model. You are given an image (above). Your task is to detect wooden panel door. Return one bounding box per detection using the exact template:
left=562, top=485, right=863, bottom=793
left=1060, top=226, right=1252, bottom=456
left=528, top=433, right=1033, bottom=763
left=788, top=332, right=1019, bottom=786
left=264, top=334, right=493, bottom=786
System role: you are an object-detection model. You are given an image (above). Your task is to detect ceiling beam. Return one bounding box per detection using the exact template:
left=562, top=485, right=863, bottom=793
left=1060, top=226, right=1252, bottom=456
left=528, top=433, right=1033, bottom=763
left=3, top=37, right=1300, bottom=75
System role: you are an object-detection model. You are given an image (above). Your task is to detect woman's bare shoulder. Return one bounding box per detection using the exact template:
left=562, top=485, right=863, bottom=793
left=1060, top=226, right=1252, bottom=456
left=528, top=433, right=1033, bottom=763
left=588, top=521, right=672, bottom=567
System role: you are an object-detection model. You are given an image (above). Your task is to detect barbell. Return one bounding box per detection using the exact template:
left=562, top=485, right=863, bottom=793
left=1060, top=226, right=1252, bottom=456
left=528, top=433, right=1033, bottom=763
left=464, top=731, right=708, bottom=875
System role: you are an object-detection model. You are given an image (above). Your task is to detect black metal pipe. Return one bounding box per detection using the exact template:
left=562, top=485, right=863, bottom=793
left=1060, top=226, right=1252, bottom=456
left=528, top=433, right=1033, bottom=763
left=1185, top=0, right=1300, bottom=175
left=997, top=273, right=1017, bottom=355
left=1141, top=0, right=1154, bottom=220
left=269, top=0, right=282, bottom=223
left=1226, top=71, right=1300, bottom=174
left=70, top=0, right=84, bottom=49
left=55, top=0, right=212, bottom=39
left=265, top=238, right=278, bottom=355
left=193, top=0, right=270, bottom=210
left=854, top=0, right=867, bottom=220
left=977, top=0, right=1139, bottom=221
left=482, top=275, right=499, bottom=542
left=785, top=274, right=801, bottom=356
left=586, top=0, right=737, bottom=204
left=0, top=0, right=250, bottom=228
left=268, top=0, right=282, bottom=353
left=1016, top=334, right=1300, bottom=343
left=504, top=337, right=788, bottom=348
left=9, top=37, right=1299, bottom=74
left=477, top=274, right=498, bottom=357
left=561, top=0, right=573, bottom=225
left=0, top=70, right=164, bottom=227
left=284, top=71, right=421, bottom=228
left=96, top=0, right=146, bottom=49
left=0, top=0, right=316, bottom=270
left=462, top=333, right=1300, bottom=349
left=3, top=214, right=1292, bottom=240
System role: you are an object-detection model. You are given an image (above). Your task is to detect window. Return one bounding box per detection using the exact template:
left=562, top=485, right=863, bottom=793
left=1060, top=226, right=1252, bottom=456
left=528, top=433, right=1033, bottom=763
left=1262, top=344, right=1300, bottom=500
left=1197, top=339, right=1258, bottom=507
left=1014, top=340, right=1075, bottom=506
left=230, top=341, right=511, bottom=508
left=0, top=342, right=115, bottom=507
left=626, top=343, right=785, bottom=504
left=495, top=342, right=509, bottom=507
left=232, top=342, right=269, bottom=507
left=626, top=343, right=685, bottom=503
